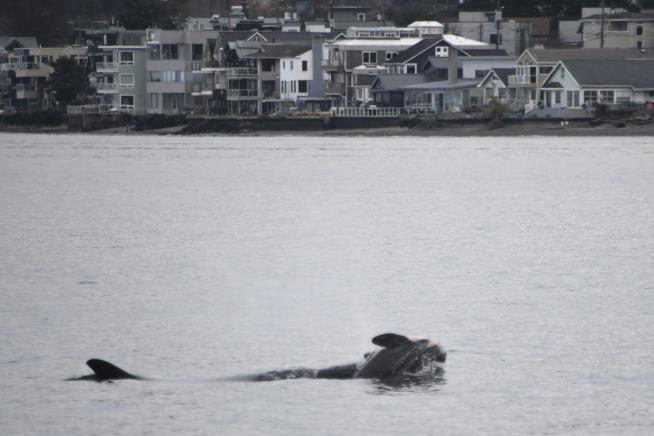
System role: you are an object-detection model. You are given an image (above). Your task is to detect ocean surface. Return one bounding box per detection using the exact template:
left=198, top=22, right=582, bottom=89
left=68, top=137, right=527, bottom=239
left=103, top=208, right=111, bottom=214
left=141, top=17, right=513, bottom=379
left=1, top=133, right=653, bottom=435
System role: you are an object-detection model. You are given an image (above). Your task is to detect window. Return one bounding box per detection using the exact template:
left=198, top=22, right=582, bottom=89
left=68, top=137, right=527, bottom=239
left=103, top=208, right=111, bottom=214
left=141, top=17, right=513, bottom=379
left=385, top=51, right=398, bottom=61
left=490, top=33, right=502, bottom=45
left=192, top=44, right=203, bottom=61
left=599, top=90, right=615, bottom=104
left=475, top=69, right=489, bottom=78
left=302, top=60, right=308, bottom=71
left=149, top=71, right=162, bottom=82
left=584, top=90, right=598, bottom=105
left=554, top=91, right=561, bottom=104
left=119, top=51, right=134, bottom=65
left=637, top=25, right=643, bottom=36
left=162, top=44, right=179, bottom=60
left=283, top=60, right=286, bottom=69
left=567, top=90, right=580, bottom=107
left=485, top=12, right=496, bottom=22
left=298, top=80, right=307, bottom=93
left=637, top=41, right=643, bottom=49
left=435, top=46, right=448, bottom=57
left=406, top=64, right=417, bottom=74
left=609, top=21, right=628, bottom=31
left=149, top=44, right=161, bottom=60
left=120, top=95, right=134, bottom=106
left=357, top=13, right=366, bottom=22
left=560, top=68, right=565, bottom=79
left=148, top=93, right=159, bottom=109
left=362, top=51, right=377, bottom=65
left=119, top=74, right=134, bottom=88
left=162, top=71, right=184, bottom=83
left=290, top=61, right=294, bottom=70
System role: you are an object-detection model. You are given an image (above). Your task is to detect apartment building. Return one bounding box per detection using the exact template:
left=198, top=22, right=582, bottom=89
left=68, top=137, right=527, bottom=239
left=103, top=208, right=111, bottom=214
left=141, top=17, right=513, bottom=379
left=448, top=11, right=532, bottom=56
left=145, top=29, right=217, bottom=114
left=95, top=45, right=147, bottom=114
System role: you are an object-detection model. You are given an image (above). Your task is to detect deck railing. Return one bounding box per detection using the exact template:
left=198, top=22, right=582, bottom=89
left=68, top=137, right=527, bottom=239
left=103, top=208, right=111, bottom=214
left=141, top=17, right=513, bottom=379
left=330, top=107, right=401, bottom=118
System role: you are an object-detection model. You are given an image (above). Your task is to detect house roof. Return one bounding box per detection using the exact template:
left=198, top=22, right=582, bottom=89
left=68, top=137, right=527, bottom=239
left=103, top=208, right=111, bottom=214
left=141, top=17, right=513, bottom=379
left=580, top=12, right=654, bottom=22
left=490, top=68, right=514, bottom=85
left=244, top=44, right=311, bottom=59
left=560, top=60, right=654, bottom=89
left=524, top=48, right=654, bottom=63
left=371, top=74, right=430, bottom=91
left=392, top=35, right=490, bottom=64
left=408, top=21, right=445, bottom=28
left=0, top=37, right=38, bottom=51
left=403, top=78, right=481, bottom=90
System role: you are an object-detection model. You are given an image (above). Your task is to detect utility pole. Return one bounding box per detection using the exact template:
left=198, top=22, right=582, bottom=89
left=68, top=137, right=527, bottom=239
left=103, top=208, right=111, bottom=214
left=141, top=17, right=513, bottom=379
left=600, top=0, right=606, bottom=48
left=495, top=0, right=501, bottom=50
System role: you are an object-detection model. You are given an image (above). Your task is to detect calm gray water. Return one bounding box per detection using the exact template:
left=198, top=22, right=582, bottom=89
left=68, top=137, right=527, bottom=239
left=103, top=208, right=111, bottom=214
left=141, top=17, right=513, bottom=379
left=1, top=133, right=653, bottom=435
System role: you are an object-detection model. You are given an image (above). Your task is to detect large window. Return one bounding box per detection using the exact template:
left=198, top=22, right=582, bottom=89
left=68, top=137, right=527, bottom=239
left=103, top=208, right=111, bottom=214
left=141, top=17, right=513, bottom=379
left=385, top=51, right=398, bottom=61
left=599, top=90, right=615, bottom=104
left=162, top=44, right=179, bottom=60
left=149, top=44, right=161, bottom=60
left=119, top=51, right=134, bottom=65
left=192, top=44, right=203, bottom=61
left=119, top=74, right=134, bottom=88
left=567, top=90, right=580, bottom=107
left=298, top=80, right=308, bottom=93
left=120, top=95, right=134, bottom=106
left=584, top=90, right=598, bottom=105
left=362, top=51, right=377, bottom=65
left=609, top=21, right=628, bottom=31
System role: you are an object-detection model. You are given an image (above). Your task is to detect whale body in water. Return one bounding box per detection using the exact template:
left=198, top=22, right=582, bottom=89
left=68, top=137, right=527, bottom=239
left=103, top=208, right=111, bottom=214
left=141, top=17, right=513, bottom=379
left=68, top=333, right=445, bottom=382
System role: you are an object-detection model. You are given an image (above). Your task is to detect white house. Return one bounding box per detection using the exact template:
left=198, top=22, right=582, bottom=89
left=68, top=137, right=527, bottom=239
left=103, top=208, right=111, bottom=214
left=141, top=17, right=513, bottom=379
left=279, top=48, right=313, bottom=103
left=539, top=59, right=654, bottom=109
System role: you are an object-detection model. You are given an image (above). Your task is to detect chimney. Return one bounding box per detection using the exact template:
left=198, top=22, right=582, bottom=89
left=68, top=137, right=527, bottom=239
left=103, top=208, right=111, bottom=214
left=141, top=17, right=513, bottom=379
left=448, top=46, right=458, bottom=84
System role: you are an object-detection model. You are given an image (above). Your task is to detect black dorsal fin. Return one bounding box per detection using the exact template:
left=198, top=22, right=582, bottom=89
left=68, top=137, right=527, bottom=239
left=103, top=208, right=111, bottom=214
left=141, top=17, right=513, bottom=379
left=86, top=359, right=139, bottom=380
left=372, top=333, right=413, bottom=349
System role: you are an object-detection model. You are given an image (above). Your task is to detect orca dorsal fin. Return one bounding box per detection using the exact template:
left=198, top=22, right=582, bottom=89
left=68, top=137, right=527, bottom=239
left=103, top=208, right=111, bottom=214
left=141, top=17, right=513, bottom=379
left=372, top=333, right=413, bottom=349
left=86, top=359, right=139, bottom=380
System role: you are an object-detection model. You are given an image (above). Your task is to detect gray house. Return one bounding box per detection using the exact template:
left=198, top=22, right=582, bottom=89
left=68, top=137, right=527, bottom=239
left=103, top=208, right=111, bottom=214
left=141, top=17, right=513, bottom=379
left=95, top=45, right=147, bottom=114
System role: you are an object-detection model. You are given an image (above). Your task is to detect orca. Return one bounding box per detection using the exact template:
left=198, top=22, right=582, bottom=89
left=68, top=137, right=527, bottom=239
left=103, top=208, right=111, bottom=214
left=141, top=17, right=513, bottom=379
left=256, top=333, right=446, bottom=381
left=67, top=359, right=143, bottom=382
left=68, top=333, right=445, bottom=382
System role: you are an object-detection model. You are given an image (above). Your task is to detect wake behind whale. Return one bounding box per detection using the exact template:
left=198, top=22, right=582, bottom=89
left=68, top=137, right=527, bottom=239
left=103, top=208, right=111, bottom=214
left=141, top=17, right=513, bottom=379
left=67, top=333, right=446, bottom=383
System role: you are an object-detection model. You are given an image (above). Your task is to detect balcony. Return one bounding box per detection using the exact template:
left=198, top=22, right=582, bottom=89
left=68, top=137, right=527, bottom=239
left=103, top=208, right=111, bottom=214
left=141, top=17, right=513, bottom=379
left=225, top=67, right=258, bottom=77
left=322, top=58, right=345, bottom=71
left=326, top=82, right=346, bottom=95
left=96, top=83, right=119, bottom=93
left=227, top=89, right=258, bottom=99
left=1, top=62, right=50, bottom=77
left=96, top=62, right=119, bottom=73
left=508, top=74, right=548, bottom=87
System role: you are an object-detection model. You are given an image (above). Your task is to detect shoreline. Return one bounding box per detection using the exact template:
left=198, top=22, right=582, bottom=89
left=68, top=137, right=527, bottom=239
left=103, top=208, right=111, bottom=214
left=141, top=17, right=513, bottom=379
left=2, top=121, right=654, bottom=137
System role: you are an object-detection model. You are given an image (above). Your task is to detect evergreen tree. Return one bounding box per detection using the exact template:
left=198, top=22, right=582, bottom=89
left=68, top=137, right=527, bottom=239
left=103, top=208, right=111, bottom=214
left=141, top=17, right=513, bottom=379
left=48, top=57, right=89, bottom=108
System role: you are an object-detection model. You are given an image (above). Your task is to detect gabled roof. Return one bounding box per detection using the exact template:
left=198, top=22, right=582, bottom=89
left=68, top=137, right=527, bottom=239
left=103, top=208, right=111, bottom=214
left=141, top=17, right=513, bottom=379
left=371, top=74, right=430, bottom=91
left=392, top=37, right=441, bottom=64
left=0, top=37, right=38, bottom=51
left=478, top=68, right=514, bottom=87
left=392, top=35, right=490, bottom=65
left=555, top=60, right=654, bottom=89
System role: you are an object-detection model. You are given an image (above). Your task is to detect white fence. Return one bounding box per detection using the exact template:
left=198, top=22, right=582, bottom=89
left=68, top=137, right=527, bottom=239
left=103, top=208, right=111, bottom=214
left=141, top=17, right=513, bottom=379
left=330, top=107, right=401, bottom=118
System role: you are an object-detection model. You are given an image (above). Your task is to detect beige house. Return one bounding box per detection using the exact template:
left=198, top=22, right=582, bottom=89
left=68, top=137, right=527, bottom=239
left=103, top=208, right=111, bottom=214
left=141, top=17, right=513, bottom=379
left=580, top=12, right=654, bottom=49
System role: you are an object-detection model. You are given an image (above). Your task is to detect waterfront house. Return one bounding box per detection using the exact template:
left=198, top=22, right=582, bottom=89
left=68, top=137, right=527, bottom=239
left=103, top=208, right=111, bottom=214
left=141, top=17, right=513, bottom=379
left=508, top=47, right=654, bottom=110
left=0, top=45, right=88, bottom=111
left=145, top=29, right=216, bottom=114
left=476, top=68, right=514, bottom=105
left=323, top=31, right=422, bottom=105
left=539, top=59, right=654, bottom=110
left=95, top=45, right=147, bottom=114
